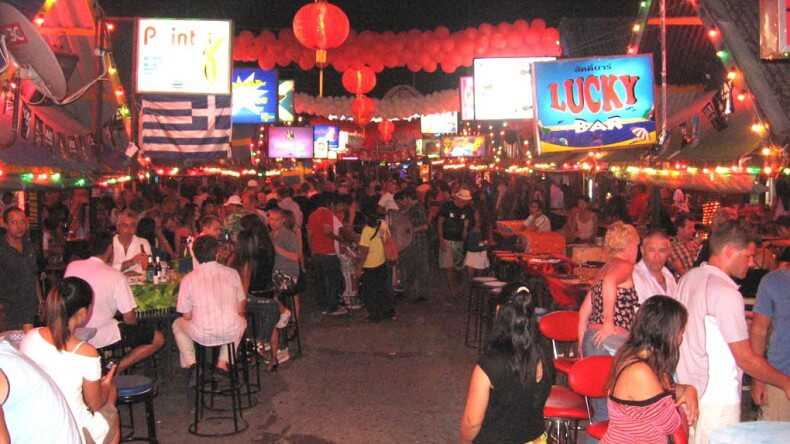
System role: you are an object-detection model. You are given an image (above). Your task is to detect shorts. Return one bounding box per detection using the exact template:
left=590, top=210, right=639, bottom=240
left=439, top=240, right=465, bottom=270
left=247, top=296, right=280, bottom=341
left=464, top=251, right=490, bottom=270
left=118, top=323, right=157, bottom=348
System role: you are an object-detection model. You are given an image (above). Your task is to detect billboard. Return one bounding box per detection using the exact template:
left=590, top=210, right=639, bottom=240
left=421, top=112, right=458, bottom=134
left=459, top=76, right=474, bottom=121
left=268, top=126, right=313, bottom=158
left=532, top=54, right=656, bottom=153
left=313, top=124, right=339, bottom=159
left=231, top=68, right=277, bottom=124
left=441, top=136, right=486, bottom=157
left=473, top=57, right=555, bottom=120
left=278, top=80, right=295, bottom=123
left=759, top=0, right=790, bottom=59
left=136, top=19, right=232, bottom=94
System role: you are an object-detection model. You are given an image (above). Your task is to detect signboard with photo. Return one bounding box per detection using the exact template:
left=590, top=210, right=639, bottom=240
left=473, top=57, right=555, bottom=120
left=440, top=136, right=486, bottom=157
left=136, top=18, right=232, bottom=94
left=231, top=68, right=277, bottom=124
left=532, top=54, right=656, bottom=153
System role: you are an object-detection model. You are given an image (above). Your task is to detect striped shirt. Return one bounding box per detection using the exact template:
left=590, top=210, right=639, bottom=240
left=601, top=392, right=681, bottom=444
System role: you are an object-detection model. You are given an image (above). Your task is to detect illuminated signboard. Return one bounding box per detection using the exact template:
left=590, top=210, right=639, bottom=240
left=313, top=124, right=339, bottom=159
left=441, top=136, right=486, bottom=157
left=278, top=80, right=295, bottom=122
left=421, top=112, right=458, bottom=134
left=760, top=0, right=790, bottom=59
left=136, top=19, right=232, bottom=94
left=532, top=54, right=656, bottom=153
left=231, top=68, right=277, bottom=124
left=473, top=57, right=555, bottom=120
left=268, top=126, right=313, bottom=158
left=459, top=76, right=474, bottom=121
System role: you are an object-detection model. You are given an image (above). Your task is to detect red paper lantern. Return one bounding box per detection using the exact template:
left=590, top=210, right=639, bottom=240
left=378, top=120, right=395, bottom=142
left=342, top=66, right=376, bottom=95
left=351, top=96, right=375, bottom=125
left=292, top=1, right=350, bottom=66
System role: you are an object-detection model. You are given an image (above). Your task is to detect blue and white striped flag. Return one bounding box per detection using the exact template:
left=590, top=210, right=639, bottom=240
left=140, top=95, right=232, bottom=161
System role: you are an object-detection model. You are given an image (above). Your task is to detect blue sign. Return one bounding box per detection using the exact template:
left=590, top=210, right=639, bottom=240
left=533, top=54, right=656, bottom=153
left=231, top=68, right=278, bottom=124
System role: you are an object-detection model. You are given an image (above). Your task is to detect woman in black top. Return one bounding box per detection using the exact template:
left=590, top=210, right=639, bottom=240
left=234, top=214, right=282, bottom=370
left=461, top=283, right=553, bottom=444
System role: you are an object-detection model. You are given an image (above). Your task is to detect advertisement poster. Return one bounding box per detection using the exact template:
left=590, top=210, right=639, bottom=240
left=441, top=136, right=486, bottom=157
left=278, top=80, right=295, bottom=123
left=421, top=112, right=458, bottom=134
left=136, top=19, right=232, bottom=94
left=473, top=57, right=555, bottom=120
left=313, top=124, right=339, bottom=159
left=459, top=76, right=474, bottom=121
left=268, top=126, right=313, bottom=158
left=532, top=54, right=656, bottom=153
left=231, top=68, right=277, bottom=124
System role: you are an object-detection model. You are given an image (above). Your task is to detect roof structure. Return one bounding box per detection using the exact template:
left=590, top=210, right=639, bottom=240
left=700, top=0, right=790, bottom=141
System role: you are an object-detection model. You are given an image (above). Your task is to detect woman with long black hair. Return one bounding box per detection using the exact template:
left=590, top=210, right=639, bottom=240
left=602, top=295, right=698, bottom=444
left=356, top=210, right=395, bottom=322
left=460, top=284, right=553, bottom=444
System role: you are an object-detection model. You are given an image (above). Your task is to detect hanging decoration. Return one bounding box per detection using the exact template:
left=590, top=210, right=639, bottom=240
left=292, top=0, right=351, bottom=95
left=377, top=119, right=395, bottom=142
left=235, top=19, right=561, bottom=74
left=342, top=66, right=376, bottom=95
left=351, top=95, right=375, bottom=126
left=295, top=88, right=459, bottom=120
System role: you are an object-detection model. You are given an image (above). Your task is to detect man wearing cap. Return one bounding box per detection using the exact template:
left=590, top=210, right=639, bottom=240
left=438, top=189, right=474, bottom=290
left=222, top=194, right=250, bottom=242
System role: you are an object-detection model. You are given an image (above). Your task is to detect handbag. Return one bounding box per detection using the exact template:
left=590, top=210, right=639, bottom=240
left=371, top=221, right=399, bottom=263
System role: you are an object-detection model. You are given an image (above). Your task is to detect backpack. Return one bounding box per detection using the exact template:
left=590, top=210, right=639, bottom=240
left=388, top=209, right=414, bottom=252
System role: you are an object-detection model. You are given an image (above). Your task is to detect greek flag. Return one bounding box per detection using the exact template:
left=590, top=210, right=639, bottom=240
left=140, top=95, right=232, bottom=160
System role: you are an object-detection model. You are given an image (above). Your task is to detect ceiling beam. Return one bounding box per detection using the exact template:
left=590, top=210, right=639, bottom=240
left=647, top=17, right=703, bottom=26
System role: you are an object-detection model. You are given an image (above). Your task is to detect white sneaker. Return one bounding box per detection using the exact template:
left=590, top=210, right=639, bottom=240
left=276, top=309, right=292, bottom=329
left=276, top=348, right=290, bottom=364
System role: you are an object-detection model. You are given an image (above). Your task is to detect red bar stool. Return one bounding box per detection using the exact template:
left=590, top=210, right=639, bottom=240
left=543, top=385, right=588, bottom=443
left=538, top=311, right=580, bottom=377
left=568, top=356, right=614, bottom=440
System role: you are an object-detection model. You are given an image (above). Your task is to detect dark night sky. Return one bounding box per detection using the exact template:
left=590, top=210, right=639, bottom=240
left=101, top=0, right=640, bottom=96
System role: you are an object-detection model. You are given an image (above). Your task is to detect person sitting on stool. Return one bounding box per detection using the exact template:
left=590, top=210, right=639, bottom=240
left=172, top=235, right=247, bottom=372
left=65, top=232, right=165, bottom=373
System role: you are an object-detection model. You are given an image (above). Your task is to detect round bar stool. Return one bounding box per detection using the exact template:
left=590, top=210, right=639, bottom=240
left=189, top=343, right=249, bottom=437
left=116, top=375, right=158, bottom=443
left=476, top=280, right=508, bottom=351
left=465, top=277, right=499, bottom=348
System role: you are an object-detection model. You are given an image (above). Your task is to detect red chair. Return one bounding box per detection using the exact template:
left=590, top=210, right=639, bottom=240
left=543, top=385, right=588, bottom=443
left=538, top=311, right=579, bottom=375
left=568, top=356, right=614, bottom=439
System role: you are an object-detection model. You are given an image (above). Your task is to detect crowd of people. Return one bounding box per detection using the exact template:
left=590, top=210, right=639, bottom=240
left=0, top=168, right=786, bottom=443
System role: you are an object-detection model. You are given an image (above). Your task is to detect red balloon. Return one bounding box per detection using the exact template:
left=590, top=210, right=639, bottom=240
left=476, top=35, right=490, bottom=54
left=440, top=62, right=457, bottom=73
left=342, top=66, right=376, bottom=94
left=506, top=30, right=524, bottom=49
left=258, top=55, right=276, bottom=71
left=513, top=19, right=529, bottom=33
left=496, top=22, right=512, bottom=34
left=298, top=56, right=314, bottom=71
left=441, top=38, right=456, bottom=52
left=292, top=1, right=350, bottom=50
left=491, top=32, right=507, bottom=49
left=479, top=23, right=494, bottom=35
left=434, top=26, right=451, bottom=39
left=531, top=18, right=547, bottom=31
left=378, top=120, right=395, bottom=142
left=407, top=63, right=421, bottom=72
left=426, top=39, right=441, bottom=54
left=424, top=60, right=438, bottom=73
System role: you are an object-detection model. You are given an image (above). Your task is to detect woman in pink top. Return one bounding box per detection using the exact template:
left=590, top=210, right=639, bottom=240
left=603, top=295, right=698, bottom=444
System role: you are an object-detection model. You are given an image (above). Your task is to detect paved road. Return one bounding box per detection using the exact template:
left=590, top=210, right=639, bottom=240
left=149, top=279, right=477, bottom=443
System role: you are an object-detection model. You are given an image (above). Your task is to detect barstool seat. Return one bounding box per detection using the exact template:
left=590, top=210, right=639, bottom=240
left=472, top=276, right=498, bottom=283
left=483, top=280, right=507, bottom=288
left=115, top=375, right=157, bottom=443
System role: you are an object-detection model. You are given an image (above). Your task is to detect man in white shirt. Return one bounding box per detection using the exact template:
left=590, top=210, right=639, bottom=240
left=111, top=210, right=151, bottom=274
left=523, top=200, right=551, bottom=233
left=172, top=235, right=247, bottom=371
left=65, top=232, right=164, bottom=372
left=277, top=187, right=303, bottom=229
left=632, top=231, right=677, bottom=303
left=675, top=221, right=790, bottom=444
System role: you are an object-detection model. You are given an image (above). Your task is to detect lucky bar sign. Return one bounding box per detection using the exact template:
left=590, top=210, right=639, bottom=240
left=532, top=54, right=656, bottom=153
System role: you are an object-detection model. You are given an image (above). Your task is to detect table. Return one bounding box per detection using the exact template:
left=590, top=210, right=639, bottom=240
left=709, top=421, right=790, bottom=444
left=566, top=243, right=605, bottom=264
left=496, top=221, right=566, bottom=256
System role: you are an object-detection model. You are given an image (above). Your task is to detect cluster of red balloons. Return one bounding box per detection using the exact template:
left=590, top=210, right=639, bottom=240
left=233, top=19, right=561, bottom=74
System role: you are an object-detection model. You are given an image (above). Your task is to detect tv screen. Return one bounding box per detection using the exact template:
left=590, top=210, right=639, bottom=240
left=473, top=57, right=555, bottom=120
left=441, top=136, right=486, bottom=157
left=231, top=68, right=278, bottom=124
left=421, top=112, right=458, bottom=134
left=313, top=125, right=339, bottom=159
left=268, top=126, right=313, bottom=158
left=278, top=80, right=295, bottom=123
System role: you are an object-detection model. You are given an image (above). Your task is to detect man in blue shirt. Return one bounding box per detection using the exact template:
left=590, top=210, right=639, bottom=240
left=751, top=250, right=790, bottom=420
